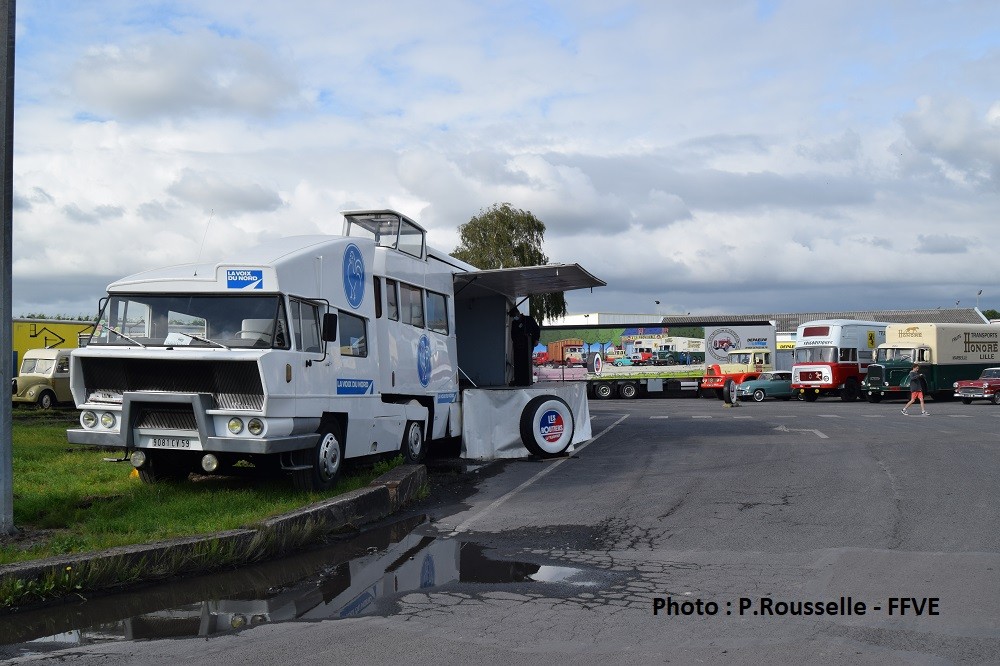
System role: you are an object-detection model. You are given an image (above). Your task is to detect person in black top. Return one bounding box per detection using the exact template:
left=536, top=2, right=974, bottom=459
left=509, top=307, right=540, bottom=386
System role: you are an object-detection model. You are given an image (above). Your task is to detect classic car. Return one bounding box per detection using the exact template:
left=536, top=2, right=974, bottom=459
left=736, top=370, right=794, bottom=402
left=953, top=367, right=1000, bottom=404
left=612, top=357, right=634, bottom=367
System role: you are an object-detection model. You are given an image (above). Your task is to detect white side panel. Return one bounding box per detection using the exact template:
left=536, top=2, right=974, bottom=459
left=460, top=383, right=591, bottom=460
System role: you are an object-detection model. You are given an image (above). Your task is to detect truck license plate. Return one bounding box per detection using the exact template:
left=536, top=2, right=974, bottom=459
left=141, top=435, right=201, bottom=450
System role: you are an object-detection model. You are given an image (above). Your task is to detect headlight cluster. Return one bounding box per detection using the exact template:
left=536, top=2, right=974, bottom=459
left=81, top=411, right=117, bottom=429
left=227, top=417, right=265, bottom=436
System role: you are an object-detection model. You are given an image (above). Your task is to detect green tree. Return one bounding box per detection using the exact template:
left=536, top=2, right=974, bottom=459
left=982, top=309, right=999, bottom=321
left=452, top=202, right=567, bottom=322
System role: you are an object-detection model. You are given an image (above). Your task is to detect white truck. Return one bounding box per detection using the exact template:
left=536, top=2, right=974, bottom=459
left=791, top=319, right=888, bottom=401
left=66, top=210, right=604, bottom=489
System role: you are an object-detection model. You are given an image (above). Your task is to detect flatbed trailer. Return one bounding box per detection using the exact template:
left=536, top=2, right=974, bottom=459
left=587, top=366, right=702, bottom=399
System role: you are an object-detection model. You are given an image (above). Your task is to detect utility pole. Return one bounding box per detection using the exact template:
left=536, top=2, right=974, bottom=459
left=0, top=0, right=14, bottom=534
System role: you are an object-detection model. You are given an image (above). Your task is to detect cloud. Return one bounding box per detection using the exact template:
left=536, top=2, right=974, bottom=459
left=166, top=169, right=285, bottom=217
left=70, top=31, right=302, bottom=121
left=915, top=234, right=972, bottom=255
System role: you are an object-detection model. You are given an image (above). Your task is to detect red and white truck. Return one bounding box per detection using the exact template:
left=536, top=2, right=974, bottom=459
left=791, top=319, right=888, bottom=402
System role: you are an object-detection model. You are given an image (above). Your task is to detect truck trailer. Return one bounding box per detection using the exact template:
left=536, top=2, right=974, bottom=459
left=862, top=322, right=999, bottom=402
left=66, top=210, right=605, bottom=488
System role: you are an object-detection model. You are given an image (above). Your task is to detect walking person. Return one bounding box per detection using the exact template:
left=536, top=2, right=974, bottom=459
left=901, top=364, right=928, bottom=415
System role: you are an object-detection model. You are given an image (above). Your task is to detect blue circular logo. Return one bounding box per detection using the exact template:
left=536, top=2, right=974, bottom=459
left=342, top=243, right=365, bottom=309
left=417, top=335, right=432, bottom=387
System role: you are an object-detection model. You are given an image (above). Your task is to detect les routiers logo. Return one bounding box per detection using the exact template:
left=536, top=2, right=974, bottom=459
left=539, top=410, right=564, bottom=443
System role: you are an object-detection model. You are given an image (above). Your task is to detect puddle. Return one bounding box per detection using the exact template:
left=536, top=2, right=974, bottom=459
left=0, top=516, right=598, bottom=657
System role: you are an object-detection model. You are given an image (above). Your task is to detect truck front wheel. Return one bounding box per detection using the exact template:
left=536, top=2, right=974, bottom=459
left=137, top=451, right=189, bottom=484
left=840, top=378, right=860, bottom=402
left=294, top=424, right=344, bottom=492
left=402, top=421, right=425, bottom=463
left=37, top=390, right=55, bottom=410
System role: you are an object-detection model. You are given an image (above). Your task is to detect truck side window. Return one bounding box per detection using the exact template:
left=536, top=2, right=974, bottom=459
left=373, top=277, right=383, bottom=319
left=399, top=283, right=424, bottom=329
left=339, top=311, right=368, bottom=357
left=386, top=279, right=399, bottom=321
left=56, top=356, right=69, bottom=374
left=426, top=290, right=448, bottom=335
left=291, top=298, right=321, bottom=352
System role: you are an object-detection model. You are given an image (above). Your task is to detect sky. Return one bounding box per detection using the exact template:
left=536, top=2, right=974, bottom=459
left=9, top=1, right=1000, bottom=319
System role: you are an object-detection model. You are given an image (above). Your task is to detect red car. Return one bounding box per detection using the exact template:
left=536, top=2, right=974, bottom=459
left=954, top=367, right=1000, bottom=404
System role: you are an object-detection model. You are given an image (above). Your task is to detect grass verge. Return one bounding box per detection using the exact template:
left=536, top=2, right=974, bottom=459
left=2, top=414, right=403, bottom=566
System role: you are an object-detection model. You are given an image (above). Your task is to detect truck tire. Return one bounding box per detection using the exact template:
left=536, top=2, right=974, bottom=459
left=594, top=382, right=614, bottom=399
left=866, top=392, right=882, bottom=403
left=803, top=392, right=818, bottom=402
left=519, top=395, right=575, bottom=458
left=138, top=451, right=190, bottom=484
left=723, top=379, right=737, bottom=405
left=402, top=420, right=425, bottom=463
left=37, top=390, right=56, bottom=410
left=666, top=356, right=677, bottom=366
left=618, top=382, right=638, bottom=399
left=840, top=378, right=860, bottom=402
left=293, top=424, right=345, bottom=492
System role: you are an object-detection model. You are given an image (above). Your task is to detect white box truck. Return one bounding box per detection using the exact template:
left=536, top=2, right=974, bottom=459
left=67, top=210, right=604, bottom=489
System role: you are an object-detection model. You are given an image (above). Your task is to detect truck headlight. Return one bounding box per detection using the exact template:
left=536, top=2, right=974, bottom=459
left=100, top=412, right=116, bottom=429
left=227, top=418, right=244, bottom=434
left=81, top=411, right=98, bottom=429
left=247, top=418, right=264, bottom=436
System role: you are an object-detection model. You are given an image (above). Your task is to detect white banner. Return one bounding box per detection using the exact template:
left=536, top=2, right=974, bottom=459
left=704, top=325, right=776, bottom=364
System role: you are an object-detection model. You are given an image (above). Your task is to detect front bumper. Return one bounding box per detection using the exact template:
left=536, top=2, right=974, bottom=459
left=67, top=428, right=318, bottom=454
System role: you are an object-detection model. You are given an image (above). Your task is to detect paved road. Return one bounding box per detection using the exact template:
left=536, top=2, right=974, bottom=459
left=8, top=396, right=1000, bottom=664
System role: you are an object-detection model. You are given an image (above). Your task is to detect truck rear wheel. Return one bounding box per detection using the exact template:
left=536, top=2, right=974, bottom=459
left=293, top=424, right=344, bottom=492
left=519, top=395, right=575, bottom=458
left=594, top=382, right=614, bottom=399
left=618, top=382, right=638, bottom=399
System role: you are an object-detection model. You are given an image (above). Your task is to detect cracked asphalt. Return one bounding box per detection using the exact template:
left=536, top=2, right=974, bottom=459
left=6, top=396, right=1000, bottom=664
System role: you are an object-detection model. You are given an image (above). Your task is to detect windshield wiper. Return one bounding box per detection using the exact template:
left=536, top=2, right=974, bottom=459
left=174, top=332, right=231, bottom=350
left=108, top=327, right=147, bottom=348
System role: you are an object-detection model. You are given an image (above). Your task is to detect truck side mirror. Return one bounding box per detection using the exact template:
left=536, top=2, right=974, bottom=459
left=322, top=313, right=338, bottom=342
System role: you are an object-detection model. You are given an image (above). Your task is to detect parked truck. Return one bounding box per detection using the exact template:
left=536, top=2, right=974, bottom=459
left=791, top=319, right=888, bottom=401
left=66, top=210, right=604, bottom=488
left=701, top=348, right=773, bottom=399
left=546, top=339, right=586, bottom=367
left=862, top=323, right=999, bottom=402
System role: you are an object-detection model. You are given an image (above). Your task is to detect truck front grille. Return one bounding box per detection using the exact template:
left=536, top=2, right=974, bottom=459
left=134, top=407, right=198, bottom=430
left=80, top=358, right=264, bottom=411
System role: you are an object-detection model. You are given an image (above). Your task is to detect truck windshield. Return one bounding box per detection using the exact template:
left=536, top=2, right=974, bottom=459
left=794, top=347, right=837, bottom=363
left=89, top=294, right=289, bottom=349
left=19, top=358, right=54, bottom=374
left=876, top=348, right=916, bottom=363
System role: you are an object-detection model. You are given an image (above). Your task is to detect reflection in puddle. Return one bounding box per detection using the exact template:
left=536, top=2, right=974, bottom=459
left=0, top=516, right=598, bottom=658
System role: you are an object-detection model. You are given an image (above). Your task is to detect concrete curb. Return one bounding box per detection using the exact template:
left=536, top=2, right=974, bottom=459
left=0, top=464, right=428, bottom=609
